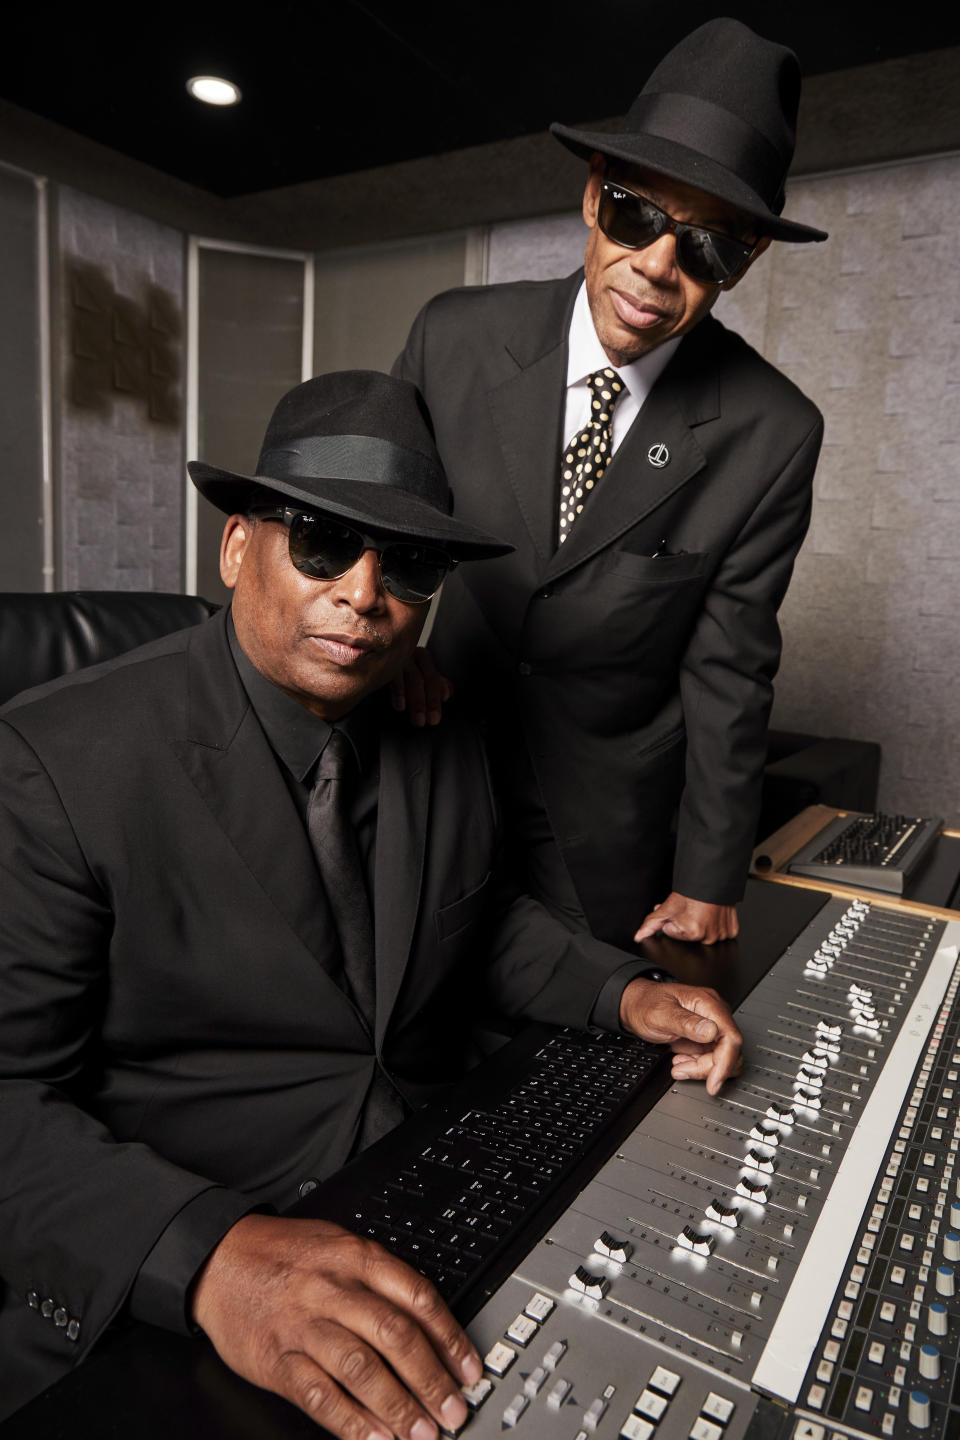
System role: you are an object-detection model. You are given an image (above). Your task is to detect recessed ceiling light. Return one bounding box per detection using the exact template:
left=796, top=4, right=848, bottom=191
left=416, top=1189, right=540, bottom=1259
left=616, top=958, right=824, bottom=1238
left=186, top=75, right=242, bottom=106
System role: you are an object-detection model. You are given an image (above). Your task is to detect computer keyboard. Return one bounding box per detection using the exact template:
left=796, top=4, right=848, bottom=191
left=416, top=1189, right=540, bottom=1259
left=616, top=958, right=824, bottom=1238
left=291, top=1027, right=664, bottom=1306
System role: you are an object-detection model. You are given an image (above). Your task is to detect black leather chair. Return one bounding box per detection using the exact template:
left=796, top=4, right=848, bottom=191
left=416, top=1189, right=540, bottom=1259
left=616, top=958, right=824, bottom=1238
left=0, top=591, right=218, bottom=707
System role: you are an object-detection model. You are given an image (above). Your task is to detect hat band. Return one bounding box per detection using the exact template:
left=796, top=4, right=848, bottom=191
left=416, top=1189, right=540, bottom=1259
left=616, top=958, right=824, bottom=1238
left=258, top=433, right=447, bottom=505
left=625, top=92, right=787, bottom=204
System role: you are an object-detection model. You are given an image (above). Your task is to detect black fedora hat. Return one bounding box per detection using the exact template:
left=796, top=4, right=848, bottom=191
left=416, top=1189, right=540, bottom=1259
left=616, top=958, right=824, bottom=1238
left=551, top=18, right=827, bottom=244
left=188, top=370, right=512, bottom=560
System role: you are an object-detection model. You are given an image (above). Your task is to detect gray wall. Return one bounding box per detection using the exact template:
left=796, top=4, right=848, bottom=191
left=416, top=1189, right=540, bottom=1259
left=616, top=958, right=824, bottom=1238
left=485, top=157, right=960, bottom=826
left=0, top=164, right=46, bottom=590
left=56, top=186, right=185, bottom=590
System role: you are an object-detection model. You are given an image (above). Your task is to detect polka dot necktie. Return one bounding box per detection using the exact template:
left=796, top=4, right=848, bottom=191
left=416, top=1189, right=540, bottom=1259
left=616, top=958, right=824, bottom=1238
left=558, top=368, right=624, bottom=544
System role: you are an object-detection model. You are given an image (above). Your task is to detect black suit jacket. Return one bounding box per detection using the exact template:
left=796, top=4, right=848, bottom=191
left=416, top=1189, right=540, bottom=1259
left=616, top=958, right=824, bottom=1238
left=396, top=272, right=823, bottom=944
left=0, top=609, right=637, bottom=1417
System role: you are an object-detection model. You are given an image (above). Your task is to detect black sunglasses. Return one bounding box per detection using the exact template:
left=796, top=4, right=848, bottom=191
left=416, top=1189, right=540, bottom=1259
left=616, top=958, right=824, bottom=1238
left=598, top=181, right=755, bottom=285
left=250, top=506, right=457, bottom=604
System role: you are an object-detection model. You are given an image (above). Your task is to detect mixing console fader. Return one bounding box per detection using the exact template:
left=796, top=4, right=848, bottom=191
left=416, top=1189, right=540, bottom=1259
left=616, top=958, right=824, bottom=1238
left=457, top=898, right=960, bottom=1440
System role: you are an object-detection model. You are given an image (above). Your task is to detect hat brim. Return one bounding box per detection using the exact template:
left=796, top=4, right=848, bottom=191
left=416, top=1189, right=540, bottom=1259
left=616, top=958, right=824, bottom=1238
left=188, top=462, right=513, bottom=561
left=551, top=123, right=827, bottom=244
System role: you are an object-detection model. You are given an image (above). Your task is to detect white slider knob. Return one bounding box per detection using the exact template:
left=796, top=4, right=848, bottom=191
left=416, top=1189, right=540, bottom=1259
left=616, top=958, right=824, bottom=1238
left=796, top=1066, right=824, bottom=1089
left=744, top=1148, right=777, bottom=1175
left=767, top=1104, right=796, bottom=1125
left=908, top=1391, right=931, bottom=1429
left=935, top=1265, right=955, bottom=1298
left=944, top=1231, right=960, bottom=1262
left=569, top=1266, right=608, bottom=1300
left=705, top=1200, right=740, bottom=1228
left=736, top=1177, right=769, bottom=1204
left=950, top=1200, right=960, bottom=1228
left=817, top=1020, right=843, bottom=1040
left=750, top=1122, right=781, bottom=1146
left=595, top=1231, right=632, bottom=1263
left=927, top=1302, right=948, bottom=1337
left=676, top=1225, right=714, bottom=1257
left=802, top=1049, right=830, bottom=1069
left=918, top=1345, right=941, bottom=1381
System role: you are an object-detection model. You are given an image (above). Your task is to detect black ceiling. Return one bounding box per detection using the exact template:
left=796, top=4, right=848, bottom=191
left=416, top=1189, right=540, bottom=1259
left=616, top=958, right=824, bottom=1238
left=4, top=3, right=959, bottom=198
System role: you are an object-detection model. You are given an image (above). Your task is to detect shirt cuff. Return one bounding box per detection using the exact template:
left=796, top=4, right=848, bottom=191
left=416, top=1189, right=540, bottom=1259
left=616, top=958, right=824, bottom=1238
left=129, top=1187, right=264, bottom=1334
left=589, top=962, right=671, bottom=1032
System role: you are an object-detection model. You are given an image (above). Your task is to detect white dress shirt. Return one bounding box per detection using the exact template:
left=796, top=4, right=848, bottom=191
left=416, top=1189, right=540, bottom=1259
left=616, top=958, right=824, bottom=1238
left=562, top=281, right=681, bottom=456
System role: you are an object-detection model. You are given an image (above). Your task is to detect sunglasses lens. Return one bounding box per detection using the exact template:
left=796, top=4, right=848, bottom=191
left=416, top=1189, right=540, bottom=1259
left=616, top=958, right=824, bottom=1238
left=287, top=513, right=451, bottom=602
left=288, top=513, right=361, bottom=579
left=675, top=228, right=748, bottom=284
left=379, top=543, right=452, bottom=603
left=599, top=186, right=663, bottom=249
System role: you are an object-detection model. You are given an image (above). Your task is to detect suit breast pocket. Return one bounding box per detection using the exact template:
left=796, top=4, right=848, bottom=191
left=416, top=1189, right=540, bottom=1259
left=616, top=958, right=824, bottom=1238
left=434, top=872, right=493, bottom=944
left=608, top=549, right=708, bottom=584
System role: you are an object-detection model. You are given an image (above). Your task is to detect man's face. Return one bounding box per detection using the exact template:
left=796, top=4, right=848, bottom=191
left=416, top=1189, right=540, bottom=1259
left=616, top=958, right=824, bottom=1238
left=221, top=511, right=427, bottom=720
left=581, top=156, right=767, bottom=367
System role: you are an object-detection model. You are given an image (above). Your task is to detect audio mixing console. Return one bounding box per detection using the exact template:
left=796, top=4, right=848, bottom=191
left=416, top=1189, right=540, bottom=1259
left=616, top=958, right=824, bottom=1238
left=458, top=897, right=960, bottom=1440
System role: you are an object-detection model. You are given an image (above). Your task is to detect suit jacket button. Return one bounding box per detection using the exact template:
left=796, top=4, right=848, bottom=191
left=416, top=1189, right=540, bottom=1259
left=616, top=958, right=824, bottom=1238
left=537, top=588, right=552, bottom=599
left=54, top=1307, right=68, bottom=1327
left=40, top=1298, right=55, bottom=1319
left=518, top=662, right=533, bottom=676
left=298, top=1178, right=319, bottom=1198
left=26, top=1290, right=40, bottom=1309
left=66, top=1319, right=81, bottom=1342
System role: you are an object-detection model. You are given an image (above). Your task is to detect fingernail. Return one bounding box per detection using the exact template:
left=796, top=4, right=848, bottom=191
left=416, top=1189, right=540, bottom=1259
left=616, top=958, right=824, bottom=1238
left=428, top=710, right=441, bottom=725
left=441, top=1394, right=467, bottom=1429
left=412, top=712, right=425, bottom=727
left=695, top=1019, right=716, bottom=1038
left=411, top=1417, right=438, bottom=1440
left=459, top=1351, right=483, bottom=1384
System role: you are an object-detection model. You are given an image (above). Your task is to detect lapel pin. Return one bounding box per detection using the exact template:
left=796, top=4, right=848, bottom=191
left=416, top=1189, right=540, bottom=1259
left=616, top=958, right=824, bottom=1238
left=647, top=443, right=670, bottom=469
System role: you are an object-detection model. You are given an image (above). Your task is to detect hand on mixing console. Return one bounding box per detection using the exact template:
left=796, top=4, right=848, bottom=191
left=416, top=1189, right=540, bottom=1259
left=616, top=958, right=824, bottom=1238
left=633, top=892, right=739, bottom=944
left=618, top=977, right=743, bottom=1095
left=191, top=1213, right=483, bottom=1440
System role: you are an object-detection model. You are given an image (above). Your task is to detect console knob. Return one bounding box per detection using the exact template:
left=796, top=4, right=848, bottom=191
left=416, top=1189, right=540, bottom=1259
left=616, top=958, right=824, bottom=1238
left=936, top=1265, right=955, bottom=1297
left=908, top=1391, right=931, bottom=1429
left=950, top=1200, right=960, bottom=1228
left=944, top=1232, right=960, bottom=1262
left=927, top=1302, right=948, bottom=1336
left=919, top=1345, right=941, bottom=1381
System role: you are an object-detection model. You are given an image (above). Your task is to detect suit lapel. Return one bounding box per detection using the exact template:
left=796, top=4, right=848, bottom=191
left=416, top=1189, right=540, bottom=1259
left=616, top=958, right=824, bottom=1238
left=485, top=275, right=580, bottom=563
left=371, top=716, right=432, bottom=1044
left=542, top=316, right=722, bottom=581
left=170, top=612, right=360, bottom=1011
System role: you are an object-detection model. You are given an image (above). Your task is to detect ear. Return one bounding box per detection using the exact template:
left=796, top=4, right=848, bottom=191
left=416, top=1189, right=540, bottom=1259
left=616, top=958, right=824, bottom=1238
left=219, top=514, right=254, bottom=590
left=582, top=152, right=607, bottom=230
left=720, top=234, right=772, bottom=291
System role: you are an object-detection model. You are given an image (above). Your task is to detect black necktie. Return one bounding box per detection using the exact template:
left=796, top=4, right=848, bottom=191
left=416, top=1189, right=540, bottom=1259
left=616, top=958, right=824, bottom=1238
left=306, top=729, right=376, bottom=1023
left=306, top=729, right=405, bottom=1150
left=558, top=367, right=624, bottom=544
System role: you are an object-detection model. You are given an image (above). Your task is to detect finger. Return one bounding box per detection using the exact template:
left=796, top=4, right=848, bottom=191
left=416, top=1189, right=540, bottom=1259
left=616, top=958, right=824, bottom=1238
left=661, top=917, right=707, bottom=942
left=353, top=1247, right=482, bottom=1390
left=412, top=651, right=452, bottom=725
left=275, top=1348, right=395, bottom=1440
left=325, top=1291, right=469, bottom=1436
left=633, top=911, right=668, bottom=942
left=404, top=665, right=428, bottom=726
left=704, top=1024, right=744, bottom=1094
